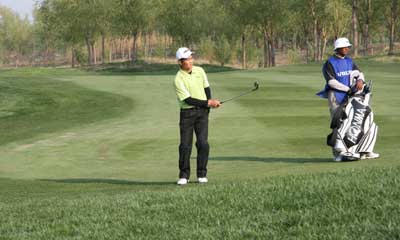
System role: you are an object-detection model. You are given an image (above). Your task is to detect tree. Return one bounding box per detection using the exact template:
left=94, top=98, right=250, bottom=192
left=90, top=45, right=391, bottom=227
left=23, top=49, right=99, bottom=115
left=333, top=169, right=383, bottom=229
left=37, top=0, right=86, bottom=66
left=0, top=5, right=33, bottom=67
left=248, top=0, right=287, bottom=67
left=111, top=0, right=146, bottom=63
left=352, top=0, right=359, bottom=57
left=358, top=0, right=384, bottom=56
left=385, top=0, right=400, bottom=55
left=326, top=0, right=352, bottom=39
left=219, top=0, right=253, bottom=68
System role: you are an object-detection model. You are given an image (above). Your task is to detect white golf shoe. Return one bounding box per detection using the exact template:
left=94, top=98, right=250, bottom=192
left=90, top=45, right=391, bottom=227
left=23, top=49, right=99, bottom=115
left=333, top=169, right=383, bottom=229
left=197, top=177, right=208, bottom=183
left=333, top=155, right=342, bottom=162
left=177, top=178, right=188, bottom=185
left=361, top=152, right=380, bottom=160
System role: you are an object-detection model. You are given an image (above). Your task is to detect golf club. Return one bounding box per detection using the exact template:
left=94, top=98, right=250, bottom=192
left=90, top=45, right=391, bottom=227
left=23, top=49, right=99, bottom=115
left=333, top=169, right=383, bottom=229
left=221, top=81, right=259, bottom=104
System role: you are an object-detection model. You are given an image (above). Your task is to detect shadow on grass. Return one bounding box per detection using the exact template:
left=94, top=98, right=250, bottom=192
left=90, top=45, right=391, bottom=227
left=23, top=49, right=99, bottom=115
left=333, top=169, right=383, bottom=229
left=83, top=61, right=237, bottom=76
left=209, top=156, right=332, bottom=163
left=39, top=178, right=175, bottom=186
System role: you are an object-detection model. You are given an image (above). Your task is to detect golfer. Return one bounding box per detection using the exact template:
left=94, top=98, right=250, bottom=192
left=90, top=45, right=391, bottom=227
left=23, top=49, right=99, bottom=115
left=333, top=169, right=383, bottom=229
left=174, top=47, right=221, bottom=185
left=317, top=37, right=379, bottom=161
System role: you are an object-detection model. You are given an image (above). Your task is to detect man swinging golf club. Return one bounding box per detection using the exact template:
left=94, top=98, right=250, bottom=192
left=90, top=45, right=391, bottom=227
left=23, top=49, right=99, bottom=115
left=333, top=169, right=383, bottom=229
left=174, top=47, right=221, bottom=185
left=317, top=37, right=379, bottom=161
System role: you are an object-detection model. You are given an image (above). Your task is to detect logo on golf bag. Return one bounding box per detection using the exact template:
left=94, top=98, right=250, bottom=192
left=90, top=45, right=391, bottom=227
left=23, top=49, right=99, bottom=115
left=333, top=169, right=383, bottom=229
left=344, top=99, right=371, bottom=147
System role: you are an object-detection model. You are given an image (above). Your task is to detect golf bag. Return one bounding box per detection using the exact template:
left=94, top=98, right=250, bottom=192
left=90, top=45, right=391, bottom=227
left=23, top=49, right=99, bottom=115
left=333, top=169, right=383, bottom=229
left=327, top=80, right=378, bottom=161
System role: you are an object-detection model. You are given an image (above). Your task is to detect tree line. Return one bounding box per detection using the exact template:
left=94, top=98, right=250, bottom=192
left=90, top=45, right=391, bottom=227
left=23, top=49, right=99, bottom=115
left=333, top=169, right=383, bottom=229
left=0, top=0, right=399, bottom=68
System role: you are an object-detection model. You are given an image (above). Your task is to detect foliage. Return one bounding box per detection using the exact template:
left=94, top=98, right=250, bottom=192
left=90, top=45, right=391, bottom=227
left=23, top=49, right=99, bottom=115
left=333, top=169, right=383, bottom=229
left=1, top=0, right=400, bottom=67
left=213, top=35, right=232, bottom=66
left=0, top=6, right=33, bottom=64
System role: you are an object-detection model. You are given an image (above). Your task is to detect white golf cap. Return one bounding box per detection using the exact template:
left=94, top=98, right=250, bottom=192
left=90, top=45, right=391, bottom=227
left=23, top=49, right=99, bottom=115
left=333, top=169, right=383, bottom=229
left=176, top=47, right=193, bottom=60
left=334, top=37, right=352, bottom=50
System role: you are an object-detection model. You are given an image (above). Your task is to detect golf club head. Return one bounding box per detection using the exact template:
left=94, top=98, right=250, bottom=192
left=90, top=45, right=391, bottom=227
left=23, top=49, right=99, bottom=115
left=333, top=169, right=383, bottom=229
left=253, top=81, right=259, bottom=91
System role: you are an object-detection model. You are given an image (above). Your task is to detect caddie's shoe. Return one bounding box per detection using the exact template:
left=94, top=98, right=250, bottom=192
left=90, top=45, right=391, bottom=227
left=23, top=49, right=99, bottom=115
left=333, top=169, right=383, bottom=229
left=333, top=155, right=342, bottom=162
left=361, top=152, right=380, bottom=160
left=197, top=177, right=208, bottom=183
left=177, top=178, right=188, bottom=185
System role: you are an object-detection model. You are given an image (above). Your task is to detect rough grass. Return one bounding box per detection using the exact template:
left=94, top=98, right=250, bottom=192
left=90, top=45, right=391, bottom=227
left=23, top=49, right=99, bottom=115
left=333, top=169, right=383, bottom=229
left=1, top=167, right=400, bottom=239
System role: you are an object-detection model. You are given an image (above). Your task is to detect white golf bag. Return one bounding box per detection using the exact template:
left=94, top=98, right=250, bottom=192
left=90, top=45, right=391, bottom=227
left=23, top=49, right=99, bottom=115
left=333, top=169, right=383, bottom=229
left=327, top=78, right=378, bottom=161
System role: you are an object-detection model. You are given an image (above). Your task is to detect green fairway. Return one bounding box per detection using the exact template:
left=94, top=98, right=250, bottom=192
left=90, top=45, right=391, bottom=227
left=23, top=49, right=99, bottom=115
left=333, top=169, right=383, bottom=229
left=1, top=60, right=400, bottom=239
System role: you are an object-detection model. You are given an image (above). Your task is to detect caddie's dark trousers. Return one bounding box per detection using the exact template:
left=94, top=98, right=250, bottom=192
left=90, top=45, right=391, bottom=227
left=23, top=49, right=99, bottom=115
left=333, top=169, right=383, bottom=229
left=179, top=107, right=209, bottom=179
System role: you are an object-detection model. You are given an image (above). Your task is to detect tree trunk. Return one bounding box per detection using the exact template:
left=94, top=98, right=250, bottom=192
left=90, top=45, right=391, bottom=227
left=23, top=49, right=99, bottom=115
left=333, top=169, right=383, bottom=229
left=109, top=39, right=113, bottom=63
left=131, top=33, right=138, bottom=63
left=71, top=47, right=75, bottom=68
left=352, top=0, right=359, bottom=57
left=302, top=23, right=310, bottom=63
left=148, top=32, right=152, bottom=61
left=92, top=44, right=97, bottom=65
left=164, top=34, right=168, bottom=63
left=128, top=41, right=131, bottom=60
left=388, top=0, right=398, bottom=55
left=309, top=0, right=319, bottom=62
left=321, top=35, right=328, bottom=60
left=320, top=29, right=328, bottom=61
left=85, top=36, right=92, bottom=65
left=102, top=34, right=105, bottom=64
left=269, top=38, right=275, bottom=67
left=363, top=0, right=371, bottom=56
left=317, top=30, right=321, bottom=61
left=15, top=53, right=19, bottom=68
left=241, top=32, right=246, bottom=69
left=143, top=33, right=147, bottom=61
left=119, top=39, right=123, bottom=60
left=263, top=29, right=269, bottom=68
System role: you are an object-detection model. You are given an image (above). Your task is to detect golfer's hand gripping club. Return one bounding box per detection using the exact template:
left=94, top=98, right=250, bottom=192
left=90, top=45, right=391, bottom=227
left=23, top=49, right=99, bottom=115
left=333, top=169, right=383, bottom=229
left=208, top=99, right=221, bottom=108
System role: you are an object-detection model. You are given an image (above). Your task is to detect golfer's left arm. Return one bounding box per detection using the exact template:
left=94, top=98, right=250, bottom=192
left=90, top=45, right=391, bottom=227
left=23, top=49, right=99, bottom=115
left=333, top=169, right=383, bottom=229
left=183, top=87, right=212, bottom=107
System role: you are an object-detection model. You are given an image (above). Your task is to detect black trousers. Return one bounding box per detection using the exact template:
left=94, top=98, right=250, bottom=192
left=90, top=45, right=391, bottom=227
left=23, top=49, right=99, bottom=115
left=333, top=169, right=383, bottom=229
left=178, top=107, right=209, bottom=179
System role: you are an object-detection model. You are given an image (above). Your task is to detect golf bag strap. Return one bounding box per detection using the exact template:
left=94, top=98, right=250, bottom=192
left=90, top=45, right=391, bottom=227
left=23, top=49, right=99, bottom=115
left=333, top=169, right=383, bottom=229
left=327, top=128, right=338, bottom=147
left=330, top=103, right=347, bottom=129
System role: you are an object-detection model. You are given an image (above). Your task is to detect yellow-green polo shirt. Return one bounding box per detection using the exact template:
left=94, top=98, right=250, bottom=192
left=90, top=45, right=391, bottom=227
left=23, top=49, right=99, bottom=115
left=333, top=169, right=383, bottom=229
left=174, top=66, right=210, bottom=109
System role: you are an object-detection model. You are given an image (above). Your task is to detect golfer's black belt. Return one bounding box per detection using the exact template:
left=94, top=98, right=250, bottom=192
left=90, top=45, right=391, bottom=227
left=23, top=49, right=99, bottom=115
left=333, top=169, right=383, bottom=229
left=180, top=107, right=205, bottom=112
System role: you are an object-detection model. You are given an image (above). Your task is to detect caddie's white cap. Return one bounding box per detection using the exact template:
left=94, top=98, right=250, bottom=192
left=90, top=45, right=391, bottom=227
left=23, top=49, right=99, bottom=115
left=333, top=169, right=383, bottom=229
left=334, top=37, right=352, bottom=50
left=176, top=47, right=193, bottom=60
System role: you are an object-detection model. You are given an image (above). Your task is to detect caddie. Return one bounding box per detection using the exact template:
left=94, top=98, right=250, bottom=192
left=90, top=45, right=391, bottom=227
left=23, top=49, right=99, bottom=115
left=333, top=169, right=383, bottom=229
left=317, top=37, right=379, bottom=161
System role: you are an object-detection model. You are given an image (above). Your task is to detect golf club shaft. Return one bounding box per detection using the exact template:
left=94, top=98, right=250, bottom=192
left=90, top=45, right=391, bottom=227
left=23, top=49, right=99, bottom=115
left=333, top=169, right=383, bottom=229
left=221, top=89, right=254, bottom=104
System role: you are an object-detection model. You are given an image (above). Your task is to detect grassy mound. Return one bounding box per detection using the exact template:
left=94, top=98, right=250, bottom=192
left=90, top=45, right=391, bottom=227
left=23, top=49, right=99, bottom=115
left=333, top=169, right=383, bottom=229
left=0, top=68, right=133, bottom=145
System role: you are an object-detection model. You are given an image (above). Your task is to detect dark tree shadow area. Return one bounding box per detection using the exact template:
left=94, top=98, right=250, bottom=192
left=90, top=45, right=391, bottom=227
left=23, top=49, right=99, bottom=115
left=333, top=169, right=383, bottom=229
left=83, top=61, right=237, bottom=76
left=209, top=156, right=332, bottom=163
left=39, top=178, right=175, bottom=186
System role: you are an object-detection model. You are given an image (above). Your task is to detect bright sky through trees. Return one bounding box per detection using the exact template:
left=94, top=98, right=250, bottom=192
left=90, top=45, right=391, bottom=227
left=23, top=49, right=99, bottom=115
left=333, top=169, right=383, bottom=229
left=0, top=0, right=34, bottom=21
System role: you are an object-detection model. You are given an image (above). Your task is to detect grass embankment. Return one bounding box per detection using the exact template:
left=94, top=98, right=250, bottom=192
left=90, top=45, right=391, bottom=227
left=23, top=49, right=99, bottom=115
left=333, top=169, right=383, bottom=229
left=0, top=68, right=133, bottom=145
